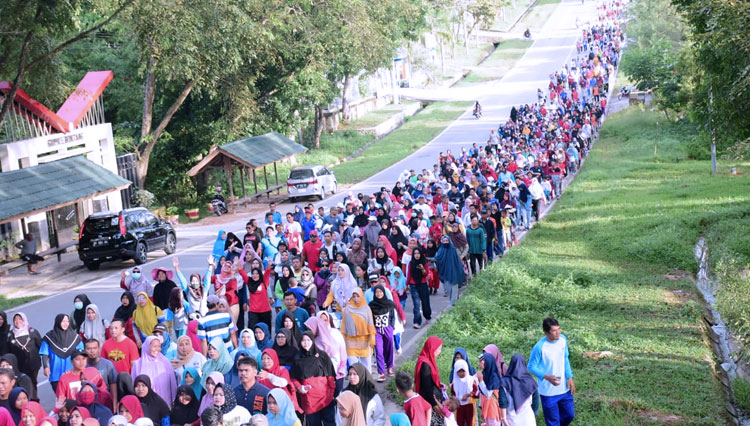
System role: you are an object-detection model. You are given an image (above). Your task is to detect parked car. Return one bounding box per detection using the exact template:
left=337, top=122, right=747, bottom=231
left=78, top=207, right=176, bottom=270
left=286, top=165, right=337, bottom=200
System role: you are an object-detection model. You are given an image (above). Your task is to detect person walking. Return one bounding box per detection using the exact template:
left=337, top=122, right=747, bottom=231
left=528, top=317, right=575, bottom=426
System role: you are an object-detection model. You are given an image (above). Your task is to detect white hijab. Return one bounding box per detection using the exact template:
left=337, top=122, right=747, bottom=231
left=451, top=359, right=477, bottom=401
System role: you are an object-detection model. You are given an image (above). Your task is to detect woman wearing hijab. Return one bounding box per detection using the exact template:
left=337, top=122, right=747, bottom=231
left=40, top=314, right=83, bottom=392
left=180, top=366, right=203, bottom=401
left=347, top=239, right=368, bottom=267
left=131, top=336, right=177, bottom=407
left=476, top=352, right=508, bottom=426
left=303, top=316, right=347, bottom=390
left=212, top=231, right=227, bottom=263
left=434, top=236, right=466, bottom=306
left=290, top=332, right=336, bottom=426
left=113, top=292, right=136, bottom=323
left=265, top=387, right=300, bottom=426
left=253, top=324, right=273, bottom=352
left=414, top=336, right=444, bottom=425
left=132, top=292, right=164, bottom=347
left=232, top=329, right=261, bottom=361
left=197, top=372, right=223, bottom=416
left=200, top=338, right=233, bottom=388
left=210, top=261, right=245, bottom=325
left=224, top=233, right=243, bottom=264
left=82, top=304, right=109, bottom=345
left=174, top=258, right=210, bottom=319
left=19, top=401, right=45, bottom=426
left=121, top=267, right=154, bottom=298
left=336, top=391, right=366, bottom=426
left=297, top=267, right=318, bottom=305
left=450, top=359, right=479, bottom=426
left=133, top=375, right=171, bottom=426
left=344, top=363, right=384, bottom=426
left=389, top=413, right=410, bottom=426
left=271, top=329, right=298, bottom=368
left=388, top=227, right=409, bottom=263
left=277, top=311, right=303, bottom=346
left=186, top=321, right=201, bottom=353
left=367, top=247, right=394, bottom=278
left=7, top=313, right=42, bottom=391
left=71, top=294, right=92, bottom=333
left=257, top=349, right=300, bottom=414
left=0, top=354, right=35, bottom=400
left=117, top=395, right=144, bottom=424
left=368, top=285, right=396, bottom=382
left=212, top=383, right=250, bottom=425
left=170, top=385, right=200, bottom=426
left=106, top=415, right=129, bottom=426
left=482, top=344, right=509, bottom=376
left=76, top=382, right=114, bottom=425
left=172, top=335, right=206, bottom=378
left=245, top=267, right=272, bottom=331
left=165, top=287, right=188, bottom=338
left=0, top=312, right=9, bottom=356
left=323, top=264, right=357, bottom=312
left=498, top=354, right=537, bottom=425
left=8, top=387, right=28, bottom=425
left=406, top=247, right=431, bottom=329
left=341, top=288, right=375, bottom=368
left=448, top=348, right=476, bottom=383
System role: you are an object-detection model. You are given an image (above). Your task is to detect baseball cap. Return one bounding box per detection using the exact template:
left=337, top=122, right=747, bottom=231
left=71, top=349, right=87, bottom=359
left=207, top=294, right=220, bottom=305
left=309, top=230, right=318, bottom=237
left=153, top=323, right=168, bottom=334
left=368, top=273, right=379, bottom=282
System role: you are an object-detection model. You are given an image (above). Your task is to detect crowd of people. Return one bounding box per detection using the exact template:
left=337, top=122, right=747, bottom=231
left=0, top=2, right=623, bottom=425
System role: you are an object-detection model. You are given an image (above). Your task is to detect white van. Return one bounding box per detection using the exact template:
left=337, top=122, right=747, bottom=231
left=286, top=165, right=338, bottom=200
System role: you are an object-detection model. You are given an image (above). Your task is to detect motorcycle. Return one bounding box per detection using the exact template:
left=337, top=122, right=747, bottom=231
left=617, top=86, right=632, bottom=100
left=523, top=29, right=532, bottom=39
left=211, top=194, right=228, bottom=216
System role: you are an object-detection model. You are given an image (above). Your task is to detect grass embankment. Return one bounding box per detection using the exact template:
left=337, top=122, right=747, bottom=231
left=455, top=40, right=533, bottom=87
left=491, top=0, right=537, bottom=31
left=0, top=295, right=40, bottom=310
left=333, top=102, right=471, bottom=184
left=519, top=0, right=563, bottom=33
left=394, top=107, right=750, bottom=424
left=340, top=102, right=420, bottom=131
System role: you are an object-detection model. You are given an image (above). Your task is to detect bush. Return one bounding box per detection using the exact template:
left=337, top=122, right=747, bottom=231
left=734, top=378, right=750, bottom=414
left=131, top=189, right=157, bottom=209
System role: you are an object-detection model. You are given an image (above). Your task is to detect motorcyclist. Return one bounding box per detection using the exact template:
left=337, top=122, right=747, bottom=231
left=474, top=101, right=483, bottom=117
left=211, top=186, right=227, bottom=214
left=524, top=28, right=532, bottom=39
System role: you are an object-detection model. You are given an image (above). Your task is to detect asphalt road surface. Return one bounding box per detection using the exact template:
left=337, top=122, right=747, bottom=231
left=10, top=0, right=597, bottom=410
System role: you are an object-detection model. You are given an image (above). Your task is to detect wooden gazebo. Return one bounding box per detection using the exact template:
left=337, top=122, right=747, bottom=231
left=188, top=132, right=307, bottom=203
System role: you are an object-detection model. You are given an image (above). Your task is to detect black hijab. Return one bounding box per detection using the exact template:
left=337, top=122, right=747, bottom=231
left=499, top=354, right=539, bottom=412
left=8, top=387, right=27, bottom=424
left=278, top=266, right=294, bottom=293
left=134, top=375, right=170, bottom=424
left=0, top=312, right=9, bottom=355
left=409, top=248, right=427, bottom=283
left=368, top=285, right=395, bottom=318
left=214, top=383, right=239, bottom=415
left=345, top=362, right=378, bottom=414
left=278, top=311, right=303, bottom=345
left=272, top=329, right=299, bottom=367
left=247, top=268, right=264, bottom=294
left=388, top=227, right=408, bottom=253
left=152, top=273, right=177, bottom=311
left=43, top=314, right=81, bottom=358
left=72, top=294, right=91, bottom=332
left=113, top=292, right=136, bottom=321
left=290, top=332, right=335, bottom=381
left=171, top=385, right=200, bottom=425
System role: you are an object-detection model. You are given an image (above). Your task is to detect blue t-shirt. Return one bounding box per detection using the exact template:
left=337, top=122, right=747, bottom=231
left=40, top=340, right=85, bottom=381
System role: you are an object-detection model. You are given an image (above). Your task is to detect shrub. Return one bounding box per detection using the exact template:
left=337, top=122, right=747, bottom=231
left=715, top=256, right=750, bottom=356
left=131, top=189, right=157, bottom=209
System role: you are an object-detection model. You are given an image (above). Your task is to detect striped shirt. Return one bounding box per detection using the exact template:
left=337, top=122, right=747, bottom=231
left=196, top=310, right=236, bottom=352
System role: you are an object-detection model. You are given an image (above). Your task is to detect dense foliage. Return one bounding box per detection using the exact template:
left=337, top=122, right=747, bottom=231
left=620, top=0, right=750, bottom=159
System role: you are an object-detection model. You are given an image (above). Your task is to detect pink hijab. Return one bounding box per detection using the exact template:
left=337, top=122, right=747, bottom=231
left=187, top=320, right=201, bottom=352
left=483, top=344, right=509, bottom=376
left=131, top=336, right=178, bottom=407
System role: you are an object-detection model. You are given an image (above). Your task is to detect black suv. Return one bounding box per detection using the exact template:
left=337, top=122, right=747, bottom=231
left=78, top=207, right=177, bottom=270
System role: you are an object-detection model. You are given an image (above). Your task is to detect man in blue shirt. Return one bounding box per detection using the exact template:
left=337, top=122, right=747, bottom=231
left=267, top=202, right=282, bottom=224
left=300, top=208, right=317, bottom=241
left=235, top=357, right=269, bottom=415
left=528, top=317, right=575, bottom=426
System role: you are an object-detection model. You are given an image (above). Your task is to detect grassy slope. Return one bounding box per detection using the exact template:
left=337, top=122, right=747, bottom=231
left=520, top=0, right=564, bottom=33
left=397, top=107, right=750, bottom=424
left=333, top=102, right=471, bottom=185
left=340, top=102, right=420, bottom=130
left=0, top=296, right=39, bottom=310
left=455, top=40, right=534, bottom=87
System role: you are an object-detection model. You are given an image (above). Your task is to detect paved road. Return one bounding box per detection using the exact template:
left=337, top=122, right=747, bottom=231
left=10, top=0, right=597, bottom=410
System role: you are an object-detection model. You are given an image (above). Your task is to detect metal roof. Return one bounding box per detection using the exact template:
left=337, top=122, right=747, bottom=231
left=0, top=156, right=131, bottom=223
left=188, top=132, right=307, bottom=176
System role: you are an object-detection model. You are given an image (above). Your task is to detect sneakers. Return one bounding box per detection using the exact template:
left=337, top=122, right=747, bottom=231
left=413, top=324, right=421, bottom=329
left=387, top=368, right=395, bottom=377
left=377, top=374, right=387, bottom=382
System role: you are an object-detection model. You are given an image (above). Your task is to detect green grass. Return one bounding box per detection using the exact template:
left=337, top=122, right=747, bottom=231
left=394, top=107, right=750, bottom=424
left=332, top=102, right=472, bottom=185
left=340, top=102, right=420, bottom=130
left=433, top=43, right=496, bottom=84
left=455, top=40, right=533, bottom=87
left=491, top=0, right=537, bottom=32
left=0, top=295, right=40, bottom=310
left=519, top=0, right=563, bottom=32
left=734, top=378, right=750, bottom=414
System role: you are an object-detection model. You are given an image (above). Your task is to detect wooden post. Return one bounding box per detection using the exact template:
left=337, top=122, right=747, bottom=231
left=240, top=166, right=247, bottom=203
left=273, top=162, right=280, bottom=195
left=223, top=156, right=235, bottom=201
left=252, top=168, right=258, bottom=202
left=263, top=166, right=270, bottom=199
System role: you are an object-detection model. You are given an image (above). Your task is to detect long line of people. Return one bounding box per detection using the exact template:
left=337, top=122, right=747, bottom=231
left=0, top=2, right=622, bottom=425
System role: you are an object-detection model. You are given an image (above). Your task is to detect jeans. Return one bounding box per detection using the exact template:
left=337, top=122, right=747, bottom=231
left=409, top=283, right=431, bottom=325
left=519, top=202, right=531, bottom=228
left=551, top=174, right=562, bottom=197
left=495, top=230, right=505, bottom=255
left=541, top=391, right=575, bottom=426
left=305, top=400, right=336, bottom=426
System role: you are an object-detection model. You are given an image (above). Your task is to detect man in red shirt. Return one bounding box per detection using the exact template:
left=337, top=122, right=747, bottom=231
left=301, top=231, right=322, bottom=273
left=101, top=319, right=140, bottom=375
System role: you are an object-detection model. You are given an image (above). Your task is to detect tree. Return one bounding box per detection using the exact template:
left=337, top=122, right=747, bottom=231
left=0, top=0, right=133, bottom=132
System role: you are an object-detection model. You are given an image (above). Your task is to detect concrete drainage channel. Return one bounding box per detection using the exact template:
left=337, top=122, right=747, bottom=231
left=694, top=237, right=750, bottom=425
